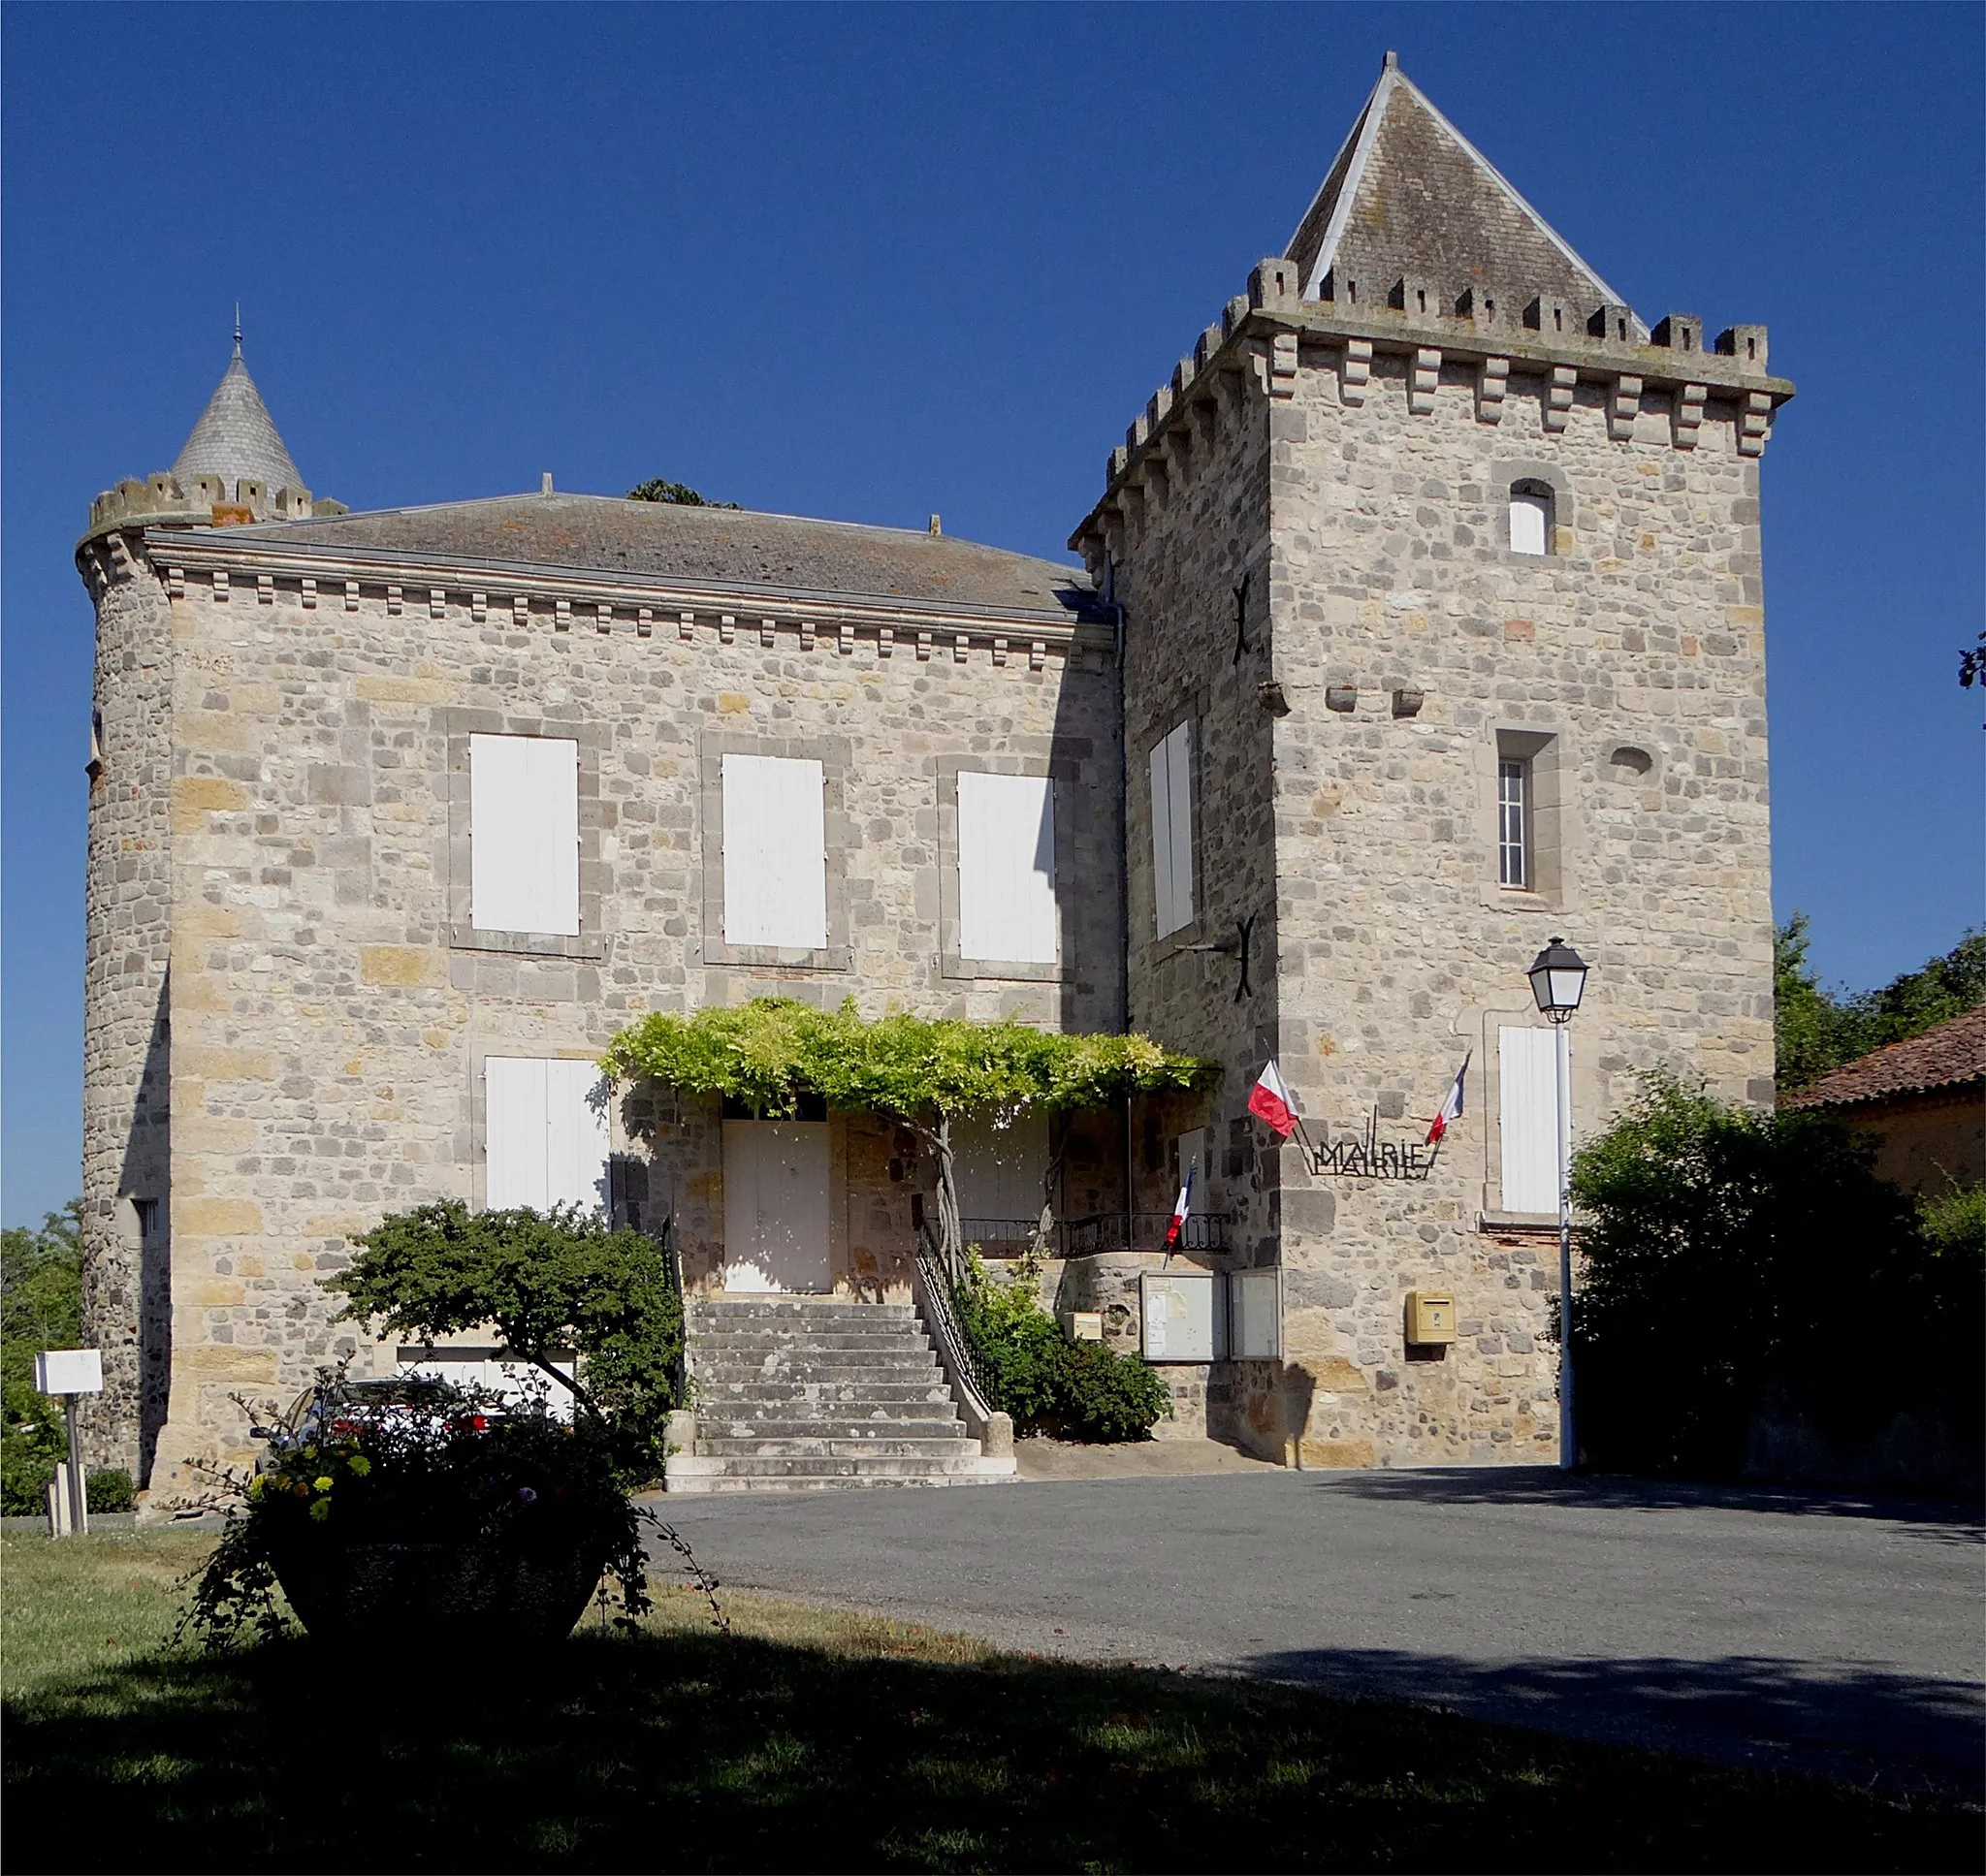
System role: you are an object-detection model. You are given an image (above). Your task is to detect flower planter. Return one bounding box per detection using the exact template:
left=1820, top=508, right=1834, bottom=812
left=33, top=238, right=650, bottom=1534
left=271, top=1530, right=604, bottom=1645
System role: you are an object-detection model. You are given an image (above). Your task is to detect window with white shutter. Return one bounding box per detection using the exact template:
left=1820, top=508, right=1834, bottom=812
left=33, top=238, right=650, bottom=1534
left=469, top=735, right=580, bottom=936
left=1498, top=1027, right=1561, bottom=1215
left=721, top=754, right=827, bottom=949
left=956, top=771, right=1057, bottom=964
left=484, top=1057, right=611, bottom=1215
left=1148, top=720, right=1195, bottom=938
left=1509, top=482, right=1553, bottom=556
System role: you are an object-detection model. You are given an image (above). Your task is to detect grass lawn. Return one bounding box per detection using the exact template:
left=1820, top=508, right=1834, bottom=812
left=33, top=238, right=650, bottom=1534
left=2, top=1528, right=1973, bottom=1874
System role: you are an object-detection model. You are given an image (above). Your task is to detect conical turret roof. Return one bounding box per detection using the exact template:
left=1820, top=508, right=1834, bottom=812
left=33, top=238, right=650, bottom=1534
left=1287, top=53, right=1631, bottom=323
left=172, top=333, right=304, bottom=493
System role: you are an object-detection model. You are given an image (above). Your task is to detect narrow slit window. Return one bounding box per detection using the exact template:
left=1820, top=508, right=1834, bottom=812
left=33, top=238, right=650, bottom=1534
left=1498, top=757, right=1530, bottom=888
left=1148, top=720, right=1195, bottom=938
left=1509, top=482, right=1553, bottom=556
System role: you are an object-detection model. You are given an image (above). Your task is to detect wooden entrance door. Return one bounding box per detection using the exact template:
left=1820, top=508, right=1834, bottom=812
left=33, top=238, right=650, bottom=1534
left=721, top=1121, right=831, bottom=1293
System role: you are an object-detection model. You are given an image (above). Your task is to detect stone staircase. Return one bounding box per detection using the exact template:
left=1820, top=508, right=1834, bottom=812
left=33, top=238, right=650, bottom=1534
left=664, top=1297, right=1017, bottom=1492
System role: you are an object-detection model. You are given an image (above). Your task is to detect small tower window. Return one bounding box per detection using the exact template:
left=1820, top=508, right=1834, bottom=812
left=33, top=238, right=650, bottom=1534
left=1497, top=757, right=1530, bottom=888
left=1509, top=481, right=1554, bottom=556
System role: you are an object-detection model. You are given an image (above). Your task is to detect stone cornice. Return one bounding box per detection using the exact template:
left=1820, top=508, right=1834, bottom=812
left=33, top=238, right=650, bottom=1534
left=125, top=526, right=1109, bottom=651
left=1070, top=269, right=1796, bottom=554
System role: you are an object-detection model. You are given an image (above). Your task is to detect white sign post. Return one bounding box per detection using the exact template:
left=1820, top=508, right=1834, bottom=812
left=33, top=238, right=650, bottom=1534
left=34, top=1351, right=105, bottom=1537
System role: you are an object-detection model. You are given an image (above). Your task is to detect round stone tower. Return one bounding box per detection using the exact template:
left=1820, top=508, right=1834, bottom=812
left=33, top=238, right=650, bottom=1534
left=75, top=332, right=337, bottom=1482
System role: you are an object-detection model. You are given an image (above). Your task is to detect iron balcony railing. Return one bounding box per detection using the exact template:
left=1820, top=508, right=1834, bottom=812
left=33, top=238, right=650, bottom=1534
left=1060, top=1212, right=1231, bottom=1257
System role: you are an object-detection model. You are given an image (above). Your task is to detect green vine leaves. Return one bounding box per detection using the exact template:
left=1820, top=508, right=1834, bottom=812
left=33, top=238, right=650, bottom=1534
left=599, top=998, right=1212, bottom=1122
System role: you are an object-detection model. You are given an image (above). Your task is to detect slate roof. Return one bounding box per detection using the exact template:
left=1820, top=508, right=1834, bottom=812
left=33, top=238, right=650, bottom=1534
left=1782, top=1005, right=1986, bottom=1111
left=1286, top=53, right=1629, bottom=322
left=173, top=339, right=305, bottom=493
left=248, top=493, right=1102, bottom=620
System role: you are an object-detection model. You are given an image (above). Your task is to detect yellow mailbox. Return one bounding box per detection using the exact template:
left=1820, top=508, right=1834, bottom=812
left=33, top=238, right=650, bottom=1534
left=1404, top=1290, right=1457, bottom=1346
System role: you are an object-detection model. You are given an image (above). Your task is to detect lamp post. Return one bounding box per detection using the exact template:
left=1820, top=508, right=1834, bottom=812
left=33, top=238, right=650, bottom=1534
left=1526, top=938, right=1588, bottom=1472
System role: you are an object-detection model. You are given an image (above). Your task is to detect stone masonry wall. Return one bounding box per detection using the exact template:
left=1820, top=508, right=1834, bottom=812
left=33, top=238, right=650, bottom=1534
left=1260, top=345, right=1774, bottom=1468
left=1110, top=359, right=1286, bottom=1443
left=144, top=567, right=1121, bottom=1484
left=79, top=541, right=176, bottom=1480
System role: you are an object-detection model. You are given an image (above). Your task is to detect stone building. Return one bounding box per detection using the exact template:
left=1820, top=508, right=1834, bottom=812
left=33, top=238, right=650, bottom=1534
left=77, top=55, right=1791, bottom=1495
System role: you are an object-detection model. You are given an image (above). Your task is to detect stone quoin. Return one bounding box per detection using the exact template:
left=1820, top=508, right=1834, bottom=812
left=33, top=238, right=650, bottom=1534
left=76, top=54, right=1788, bottom=1496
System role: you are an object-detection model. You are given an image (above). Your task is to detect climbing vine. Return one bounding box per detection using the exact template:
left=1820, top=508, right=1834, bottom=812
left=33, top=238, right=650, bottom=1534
left=601, top=999, right=1212, bottom=1271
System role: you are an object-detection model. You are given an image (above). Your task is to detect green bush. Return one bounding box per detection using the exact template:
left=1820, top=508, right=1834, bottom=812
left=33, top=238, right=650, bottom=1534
left=954, top=1253, right=1168, bottom=1443
left=1570, top=1075, right=1984, bottom=1479
left=86, top=1469, right=136, bottom=1514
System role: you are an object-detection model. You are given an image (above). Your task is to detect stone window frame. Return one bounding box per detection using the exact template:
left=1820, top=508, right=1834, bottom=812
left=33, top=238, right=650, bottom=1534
left=1487, top=456, right=1575, bottom=563
left=444, top=710, right=608, bottom=961
left=698, top=732, right=853, bottom=972
left=1134, top=683, right=1213, bottom=963
left=1472, top=723, right=1581, bottom=916
left=936, top=754, right=1079, bottom=984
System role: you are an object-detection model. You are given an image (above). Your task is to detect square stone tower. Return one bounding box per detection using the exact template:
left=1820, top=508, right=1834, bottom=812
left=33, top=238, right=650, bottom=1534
left=1070, top=53, right=1792, bottom=1467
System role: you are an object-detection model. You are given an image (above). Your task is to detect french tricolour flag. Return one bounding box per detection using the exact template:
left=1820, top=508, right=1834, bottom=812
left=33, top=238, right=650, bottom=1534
left=1164, top=1163, right=1196, bottom=1251
left=1425, top=1058, right=1468, bottom=1145
left=1246, top=1060, right=1299, bottom=1140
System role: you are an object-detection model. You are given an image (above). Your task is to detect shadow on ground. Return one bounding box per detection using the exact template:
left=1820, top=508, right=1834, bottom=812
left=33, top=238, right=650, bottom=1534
left=1297, top=1465, right=1986, bottom=1541
left=1233, top=1641, right=1984, bottom=1802
left=6, top=1618, right=1976, bottom=1874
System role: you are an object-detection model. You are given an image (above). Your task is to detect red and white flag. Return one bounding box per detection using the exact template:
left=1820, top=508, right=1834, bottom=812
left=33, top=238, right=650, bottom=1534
left=1425, top=1057, right=1469, bottom=1145
left=1164, top=1164, right=1196, bottom=1250
left=1247, top=1060, right=1299, bottom=1139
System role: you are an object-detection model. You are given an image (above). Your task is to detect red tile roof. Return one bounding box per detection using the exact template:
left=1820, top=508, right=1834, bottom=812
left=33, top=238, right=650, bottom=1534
left=1782, top=1004, right=1986, bottom=1110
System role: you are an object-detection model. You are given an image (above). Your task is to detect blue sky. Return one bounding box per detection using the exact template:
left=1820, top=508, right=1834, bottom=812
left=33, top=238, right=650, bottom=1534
left=4, top=4, right=1981, bottom=1224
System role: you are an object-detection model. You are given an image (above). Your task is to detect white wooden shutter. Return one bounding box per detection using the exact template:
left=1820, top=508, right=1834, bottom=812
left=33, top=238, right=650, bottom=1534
left=484, top=1057, right=609, bottom=1217
left=1150, top=721, right=1194, bottom=937
left=957, top=771, right=1057, bottom=964
left=1165, top=722, right=1195, bottom=932
left=1509, top=490, right=1550, bottom=556
left=721, top=754, right=827, bottom=948
left=544, top=1059, right=611, bottom=1214
left=485, top=1057, right=549, bottom=1210
left=1499, top=1026, right=1560, bottom=1214
left=1148, top=738, right=1175, bottom=938
left=470, top=735, right=580, bottom=936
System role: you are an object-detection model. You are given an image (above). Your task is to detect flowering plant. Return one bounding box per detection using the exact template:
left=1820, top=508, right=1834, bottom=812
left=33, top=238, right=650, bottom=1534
left=183, top=1372, right=654, bottom=1649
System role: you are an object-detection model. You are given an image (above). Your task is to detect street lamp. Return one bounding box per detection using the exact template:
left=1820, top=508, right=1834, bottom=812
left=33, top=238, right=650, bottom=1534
left=1525, top=937, right=1588, bottom=1471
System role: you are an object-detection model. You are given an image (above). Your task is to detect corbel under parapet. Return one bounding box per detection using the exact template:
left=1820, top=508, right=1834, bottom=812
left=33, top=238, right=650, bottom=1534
left=1543, top=365, right=1577, bottom=432
left=1608, top=375, right=1643, bottom=442
left=1672, top=383, right=1707, bottom=449
left=1339, top=337, right=1373, bottom=407
left=1738, top=391, right=1773, bottom=458
left=1476, top=356, right=1510, bottom=424
left=1408, top=347, right=1441, bottom=415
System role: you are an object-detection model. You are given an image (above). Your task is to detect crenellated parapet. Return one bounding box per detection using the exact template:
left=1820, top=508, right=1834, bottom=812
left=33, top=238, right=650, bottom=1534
left=1071, top=255, right=1792, bottom=566
left=80, top=472, right=347, bottom=554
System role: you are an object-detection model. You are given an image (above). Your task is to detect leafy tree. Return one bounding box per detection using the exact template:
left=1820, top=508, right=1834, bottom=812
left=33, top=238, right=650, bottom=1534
left=328, top=1202, right=684, bottom=1479
left=603, top=998, right=1210, bottom=1277
left=626, top=478, right=739, bottom=510
left=1570, top=1075, right=1981, bottom=1479
left=2, top=1202, right=83, bottom=1512
left=1961, top=626, right=1984, bottom=692
left=1775, top=914, right=1986, bottom=1092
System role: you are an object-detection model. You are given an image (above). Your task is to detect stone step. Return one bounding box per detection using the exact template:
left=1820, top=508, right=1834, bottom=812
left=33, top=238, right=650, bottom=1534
left=694, top=1436, right=978, bottom=1459
left=674, top=1451, right=997, bottom=1479
left=690, top=1365, right=953, bottom=1397
left=688, top=1302, right=918, bottom=1323
left=691, top=1359, right=944, bottom=1383
left=698, top=1414, right=964, bottom=1439
left=664, top=1470, right=1009, bottom=1494
left=689, top=1330, right=935, bottom=1354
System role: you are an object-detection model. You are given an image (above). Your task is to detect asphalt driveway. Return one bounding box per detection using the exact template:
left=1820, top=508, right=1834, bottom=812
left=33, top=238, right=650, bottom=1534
left=647, top=1468, right=1984, bottom=1797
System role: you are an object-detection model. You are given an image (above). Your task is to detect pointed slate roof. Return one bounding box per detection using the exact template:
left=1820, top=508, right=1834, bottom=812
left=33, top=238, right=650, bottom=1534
left=172, top=334, right=304, bottom=493
left=1286, top=53, right=1630, bottom=322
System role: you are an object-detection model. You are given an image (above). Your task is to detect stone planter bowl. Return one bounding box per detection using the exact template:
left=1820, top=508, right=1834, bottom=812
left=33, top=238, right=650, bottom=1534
left=272, top=1535, right=604, bottom=1645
